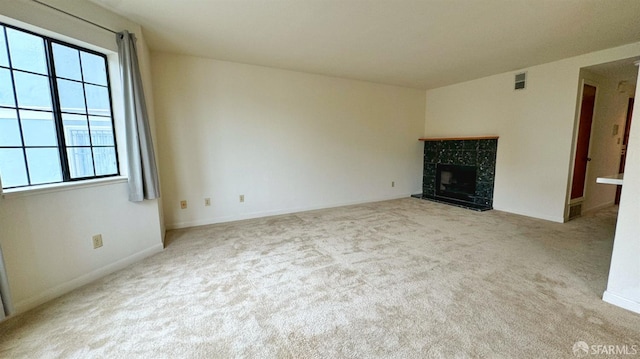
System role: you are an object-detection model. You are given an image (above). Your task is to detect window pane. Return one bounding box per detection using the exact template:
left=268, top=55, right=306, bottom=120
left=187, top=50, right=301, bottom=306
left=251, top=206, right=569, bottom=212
left=0, top=28, right=8, bottom=67
left=89, top=116, right=114, bottom=145
left=6, top=28, right=47, bottom=75
left=57, top=79, right=86, bottom=114
left=93, top=147, right=117, bottom=176
left=13, top=71, right=52, bottom=110
left=25, top=148, right=61, bottom=184
left=20, top=110, right=57, bottom=146
left=0, top=148, right=28, bottom=188
left=85, top=84, right=110, bottom=116
left=67, top=147, right=94, bottom=178
left=0, top=68, right=15, bottom=107
left=0, top=108, right=21, bottom=146
left=52, top=43, right=81, bottom=81
left=80, top=52, right=107, bottom=85
left=62, top=114, right=90, bottom=146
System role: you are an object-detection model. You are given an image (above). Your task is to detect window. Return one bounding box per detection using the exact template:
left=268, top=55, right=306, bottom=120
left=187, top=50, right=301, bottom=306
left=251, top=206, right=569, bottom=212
left=0, top=23, right=118, bottom=189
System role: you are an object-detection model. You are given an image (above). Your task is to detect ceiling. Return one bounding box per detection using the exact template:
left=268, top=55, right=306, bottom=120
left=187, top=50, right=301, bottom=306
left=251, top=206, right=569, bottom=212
left=90, top=0, right=640, bottom=90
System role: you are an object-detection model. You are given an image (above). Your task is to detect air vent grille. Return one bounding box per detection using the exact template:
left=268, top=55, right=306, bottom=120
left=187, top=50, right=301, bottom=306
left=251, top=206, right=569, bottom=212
left=515, top=72, right=526, bottom=90
left=568, top=203, right=582, bottom=220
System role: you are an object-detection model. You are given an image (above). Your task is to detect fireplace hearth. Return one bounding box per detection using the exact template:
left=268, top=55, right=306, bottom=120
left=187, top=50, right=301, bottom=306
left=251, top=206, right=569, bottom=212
left=413, top=136, right=498, bottom=211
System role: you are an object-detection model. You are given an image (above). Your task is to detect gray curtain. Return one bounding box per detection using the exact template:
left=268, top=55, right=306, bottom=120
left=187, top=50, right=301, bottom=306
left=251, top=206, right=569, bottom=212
left=116, top=31, right=160, bottom=202
left=0, top=174, right=11, bottom=320
left=0, top=242, right=14, bottom=320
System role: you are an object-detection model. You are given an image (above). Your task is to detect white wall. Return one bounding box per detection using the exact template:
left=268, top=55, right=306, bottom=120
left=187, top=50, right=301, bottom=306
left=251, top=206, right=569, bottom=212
left=0, top=181, right=162, bottom=312
left=0, top=0, right=163, bottom=314
left=151, top=52, right=425, bottom=229
left=580, top=69, right=635, bottom=213
left=604, top=72, right=640, bottom=314
left=424, top=43, right=640, bottom=222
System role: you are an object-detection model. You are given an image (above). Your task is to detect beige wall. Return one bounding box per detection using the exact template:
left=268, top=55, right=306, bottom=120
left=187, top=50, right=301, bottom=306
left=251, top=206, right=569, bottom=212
left=580, top=69, right=635, bottom=213
left=151, top=52, right=425, bottom=229
left=0, top=0, right=163, bottom=313
left=424, top=43, right=640, bottom=222
left=604, top=72, right=640, bottom=314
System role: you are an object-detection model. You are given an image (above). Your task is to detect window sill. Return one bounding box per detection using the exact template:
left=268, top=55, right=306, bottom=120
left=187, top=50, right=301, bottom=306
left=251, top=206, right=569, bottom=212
left=2, top=176, right=128, bottom=199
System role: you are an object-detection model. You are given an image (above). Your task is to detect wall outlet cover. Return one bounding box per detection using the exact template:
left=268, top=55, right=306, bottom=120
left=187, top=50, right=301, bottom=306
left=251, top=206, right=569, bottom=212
left=92, top=234, right=103, bottom=249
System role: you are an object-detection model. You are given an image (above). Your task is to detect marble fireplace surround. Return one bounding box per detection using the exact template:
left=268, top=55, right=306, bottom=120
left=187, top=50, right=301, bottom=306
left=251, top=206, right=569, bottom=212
left=415, top=136, right=498, bottom=211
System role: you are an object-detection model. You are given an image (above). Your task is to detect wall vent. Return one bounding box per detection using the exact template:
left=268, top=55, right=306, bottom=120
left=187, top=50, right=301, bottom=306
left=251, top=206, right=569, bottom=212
left=515, top=72, right=526, bottom=90
left=568, top=203, right=582, bottom=220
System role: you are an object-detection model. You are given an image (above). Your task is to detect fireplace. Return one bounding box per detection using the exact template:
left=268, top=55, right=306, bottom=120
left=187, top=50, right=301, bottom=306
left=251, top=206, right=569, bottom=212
left=414, top=136, right=498, bottom=211
left=436, top=164, right=477, bottom=202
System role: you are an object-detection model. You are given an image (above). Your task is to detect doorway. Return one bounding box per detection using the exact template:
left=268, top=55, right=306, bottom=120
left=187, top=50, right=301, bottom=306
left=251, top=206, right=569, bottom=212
left=566, top=57, right=639, bottom=221
left=568, top=83, right=597, bottom=218
left=571, top=83, right=597, bottom=201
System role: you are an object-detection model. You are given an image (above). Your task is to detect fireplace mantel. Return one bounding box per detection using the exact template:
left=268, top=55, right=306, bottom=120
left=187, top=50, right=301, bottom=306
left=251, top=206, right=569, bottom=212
left=419, top=136, right=499, bottom=142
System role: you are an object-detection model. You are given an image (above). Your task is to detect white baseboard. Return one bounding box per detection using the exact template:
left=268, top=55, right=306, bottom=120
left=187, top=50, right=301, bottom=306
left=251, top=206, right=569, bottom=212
left=171, top=196, right=572, bottom=229
left=492, top=206, right=565, bottom=223
left=13, top=243, right=164, bottom=315
left=603, top=290, right=640, bottom=314
left=582, top=201, right=615, bottom=214
left=167, top=194, right=412, bottom=230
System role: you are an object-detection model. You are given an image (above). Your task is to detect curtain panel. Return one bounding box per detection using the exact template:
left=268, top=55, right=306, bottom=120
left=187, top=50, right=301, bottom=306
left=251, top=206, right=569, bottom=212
left=116, top=31, right=160, bottom=202
left=0, top=243, right=14, bottom=320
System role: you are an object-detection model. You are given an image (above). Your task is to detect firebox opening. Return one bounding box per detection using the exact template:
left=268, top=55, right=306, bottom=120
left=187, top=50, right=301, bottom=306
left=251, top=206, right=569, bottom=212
left=436, top=164, right=477, bottom=201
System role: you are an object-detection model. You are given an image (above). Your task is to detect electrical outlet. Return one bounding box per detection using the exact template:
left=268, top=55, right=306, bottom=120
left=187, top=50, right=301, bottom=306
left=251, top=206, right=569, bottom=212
left=204, top=198, right=211, bottom=206
left=392, top=181, right=395, bottom=187
left=239, top=195, right=245, bottom=203
left=180, top=200, right=187, bottom=209
left=92, top=234, right=103, bottom=249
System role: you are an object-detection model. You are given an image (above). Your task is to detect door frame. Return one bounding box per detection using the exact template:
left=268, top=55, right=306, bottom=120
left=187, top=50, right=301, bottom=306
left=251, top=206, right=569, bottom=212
left=615, top=97, right=634, bottom=204
left=565, top=79, right=599, bottom=220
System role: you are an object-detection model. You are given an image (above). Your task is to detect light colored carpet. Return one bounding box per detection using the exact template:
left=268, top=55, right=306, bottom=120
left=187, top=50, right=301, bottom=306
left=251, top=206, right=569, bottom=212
left=0, top=198, right=638, bottom=358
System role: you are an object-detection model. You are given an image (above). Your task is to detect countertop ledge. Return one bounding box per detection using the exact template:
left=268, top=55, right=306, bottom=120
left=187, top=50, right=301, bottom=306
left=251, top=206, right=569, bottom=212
left=596, top=174, right=623, bottom=185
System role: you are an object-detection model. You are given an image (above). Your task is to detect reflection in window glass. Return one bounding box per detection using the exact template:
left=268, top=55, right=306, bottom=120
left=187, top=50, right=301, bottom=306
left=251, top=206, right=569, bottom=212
left=52, top=43, right=81, bottom=81
left=67, top=147, right=94, bottom=178
left=85, top=84, right=110, bottom=116
left=0, top=108, right=21, bottom=146
left=93, top=147, right=117, bottom=176
left=57, top=79, right=86, bottom=114
left=89, top=116, right=114, bottom=146
left=6, top=28, right=47, bottom=75
left=20, top=110, right=57, bottom=146
left=0, top=148, right=28, bottom=187
left=0, top=28, right=9, bottom=67
left=62, top=114, right=90, bottom=146
left=13, top=71, right=52, bottom=111
left=80, top=52, right=107, bottom=85
left=25, top=148, right=62, bottom=185
left=0, top=68, right=15, bottom=107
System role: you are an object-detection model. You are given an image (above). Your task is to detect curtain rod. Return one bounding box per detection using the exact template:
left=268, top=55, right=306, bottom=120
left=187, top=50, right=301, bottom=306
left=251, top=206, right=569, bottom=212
left=32, top=0, right=119, bottom=35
